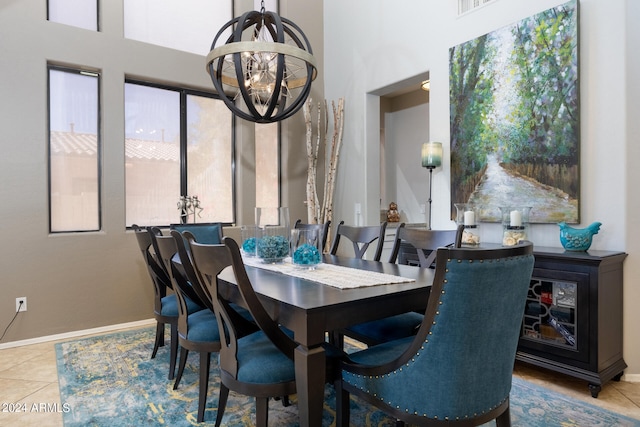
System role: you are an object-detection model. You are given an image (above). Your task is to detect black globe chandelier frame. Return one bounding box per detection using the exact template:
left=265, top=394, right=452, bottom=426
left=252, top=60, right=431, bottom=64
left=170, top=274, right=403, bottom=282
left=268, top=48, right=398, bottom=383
left=206, top=5, right=317, bottom=123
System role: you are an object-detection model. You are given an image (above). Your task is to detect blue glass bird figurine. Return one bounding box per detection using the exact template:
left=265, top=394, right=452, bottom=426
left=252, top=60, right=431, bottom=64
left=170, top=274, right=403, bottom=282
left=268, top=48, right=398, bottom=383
left=558, top=221, right=602, bottom=251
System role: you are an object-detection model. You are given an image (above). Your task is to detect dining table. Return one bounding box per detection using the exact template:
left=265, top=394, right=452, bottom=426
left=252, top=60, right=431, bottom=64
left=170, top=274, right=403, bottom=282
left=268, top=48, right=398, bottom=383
left=216, top=254, right=435, bottom=427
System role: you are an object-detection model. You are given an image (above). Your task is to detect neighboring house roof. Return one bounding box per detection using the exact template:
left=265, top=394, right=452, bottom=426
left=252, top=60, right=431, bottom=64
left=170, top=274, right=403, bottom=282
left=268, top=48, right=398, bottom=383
left=50, top=131, right=179, bottom=161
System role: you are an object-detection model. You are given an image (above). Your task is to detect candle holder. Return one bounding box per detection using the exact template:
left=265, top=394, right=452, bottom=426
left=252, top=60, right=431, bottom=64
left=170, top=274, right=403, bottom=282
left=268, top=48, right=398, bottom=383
left=455, top=203, right=480, bottom=246
left=500, top=206, right=532, bottom=246
left=255, top=207, right=290, bottom=263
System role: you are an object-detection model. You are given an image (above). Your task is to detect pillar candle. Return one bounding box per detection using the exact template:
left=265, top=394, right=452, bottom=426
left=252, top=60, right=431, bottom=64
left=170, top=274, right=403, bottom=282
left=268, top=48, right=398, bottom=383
left=510, top=210, right=522, bottom=227
left=464, top=210, right=475, bottom=226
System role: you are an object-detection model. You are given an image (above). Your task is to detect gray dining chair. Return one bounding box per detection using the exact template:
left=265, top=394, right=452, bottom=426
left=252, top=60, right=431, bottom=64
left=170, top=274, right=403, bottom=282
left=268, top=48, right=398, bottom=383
left=188, top=236, right=341, bottom=427
left=170, top=222, right=224, bottom=245
left=330, top=221, right=387, bottom=261
left=152, top=229, right=220, bottom=423
left=336, top=224, right=464, bottom=348
left=293, top=219, right=331, bottom=251
left=132, top=225, right=182, bottom=380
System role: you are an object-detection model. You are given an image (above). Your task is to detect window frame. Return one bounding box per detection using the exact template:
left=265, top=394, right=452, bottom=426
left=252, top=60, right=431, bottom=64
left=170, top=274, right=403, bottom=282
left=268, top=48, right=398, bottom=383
left=124, top=78, right=236, bottom=228
left=47, top=64, right=102, bottom=233
left=47, top=0, right=100, bottom=31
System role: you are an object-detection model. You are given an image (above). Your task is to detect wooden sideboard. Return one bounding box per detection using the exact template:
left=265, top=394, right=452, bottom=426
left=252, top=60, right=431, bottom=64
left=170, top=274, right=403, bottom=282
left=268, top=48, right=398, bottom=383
left=516, top=246, right=627, bottom=398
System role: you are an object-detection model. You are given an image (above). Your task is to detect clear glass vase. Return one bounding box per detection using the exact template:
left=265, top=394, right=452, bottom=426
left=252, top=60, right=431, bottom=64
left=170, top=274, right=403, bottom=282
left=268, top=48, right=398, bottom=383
left=255, top=207, right=290, bottom=263
left=500, top=206, right=531, bottom=246
left=454, top=203, right=480, bottom=246
left=240, top=225, right=260, bottom=257
left=291, top=228, right=322, bottom=269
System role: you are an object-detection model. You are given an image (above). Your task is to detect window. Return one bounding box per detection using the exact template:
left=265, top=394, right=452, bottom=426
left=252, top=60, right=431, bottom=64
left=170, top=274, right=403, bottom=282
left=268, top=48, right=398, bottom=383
left=48, top=0, right=98, bottom=31
left=123, top=0, right=231, bottom=56
left=255, top=122, right=280, bottom=208
left=125, top=81, right=233, bottom=227
left=253, top=0, right=281, bottom=211
left=457, top=0, right=496, bottom=16
left=48, top=66, right=101, bottom=232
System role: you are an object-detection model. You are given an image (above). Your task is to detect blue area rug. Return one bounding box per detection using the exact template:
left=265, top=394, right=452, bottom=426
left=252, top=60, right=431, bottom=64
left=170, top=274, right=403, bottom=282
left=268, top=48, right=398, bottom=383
left=56, top=327, right=640, bottom=426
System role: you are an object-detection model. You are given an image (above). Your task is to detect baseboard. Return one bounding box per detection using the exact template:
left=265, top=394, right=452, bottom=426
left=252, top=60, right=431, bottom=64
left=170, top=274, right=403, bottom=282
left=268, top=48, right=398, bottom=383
left=623, top=373, right=640, bottom=383
left=0, top=319, right=155, bottom=350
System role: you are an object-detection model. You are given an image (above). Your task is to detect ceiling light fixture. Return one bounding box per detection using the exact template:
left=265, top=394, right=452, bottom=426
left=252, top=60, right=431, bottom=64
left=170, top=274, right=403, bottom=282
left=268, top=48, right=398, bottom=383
left=421, top=80, right=430, bottom=91
left=205, top=1, right=317, bottom=123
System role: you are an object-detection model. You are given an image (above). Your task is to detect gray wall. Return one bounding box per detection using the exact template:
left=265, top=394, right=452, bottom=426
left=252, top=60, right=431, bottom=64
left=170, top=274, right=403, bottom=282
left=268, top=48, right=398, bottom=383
left=0, top=0, right=323, bottom=342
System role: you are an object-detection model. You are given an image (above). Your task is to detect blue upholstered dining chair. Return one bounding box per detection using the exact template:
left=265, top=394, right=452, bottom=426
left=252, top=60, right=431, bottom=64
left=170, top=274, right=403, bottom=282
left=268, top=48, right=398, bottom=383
left=341, top=224, right=464, bottom=347
left=335, top=242, right=535, bottom=427
left=170, top=222, right=224, bottom=245
left=132, top=225, right=181, bottom=380
left=188, top=236, right=339, bottom=427
left=151, top=229, right=219, bottom=423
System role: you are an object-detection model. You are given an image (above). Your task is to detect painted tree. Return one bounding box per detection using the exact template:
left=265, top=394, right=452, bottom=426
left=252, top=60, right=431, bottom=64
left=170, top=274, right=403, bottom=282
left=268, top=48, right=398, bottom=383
left=449, top=33, right=497, bottom=206
left=508, top=3, right=578, bottom=196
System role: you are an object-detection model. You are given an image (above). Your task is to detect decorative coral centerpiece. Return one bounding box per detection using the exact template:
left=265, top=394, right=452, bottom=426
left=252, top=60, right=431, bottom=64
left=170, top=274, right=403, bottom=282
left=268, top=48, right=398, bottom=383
left=255, top=207, right=290, bottom=263
left=558, top=221, right=602, bottom=251
left=257, top=235, right=290, bottom=262
left=291, top=228, right=322, bottom=269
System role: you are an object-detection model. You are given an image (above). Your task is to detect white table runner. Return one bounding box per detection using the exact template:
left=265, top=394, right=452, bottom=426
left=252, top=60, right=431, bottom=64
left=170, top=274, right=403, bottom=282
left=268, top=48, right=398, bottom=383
left=242, top=256, right=415, bottom=289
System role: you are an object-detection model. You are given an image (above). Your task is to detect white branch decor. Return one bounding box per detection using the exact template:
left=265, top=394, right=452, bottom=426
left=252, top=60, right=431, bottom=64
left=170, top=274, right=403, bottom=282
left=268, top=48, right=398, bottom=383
left=303, top=97, right=345, bottom=251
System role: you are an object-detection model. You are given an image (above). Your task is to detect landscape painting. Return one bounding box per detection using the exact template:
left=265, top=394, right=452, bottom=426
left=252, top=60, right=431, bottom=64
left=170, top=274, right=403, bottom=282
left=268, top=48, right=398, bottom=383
left=449, top=0, right=579, bottom=223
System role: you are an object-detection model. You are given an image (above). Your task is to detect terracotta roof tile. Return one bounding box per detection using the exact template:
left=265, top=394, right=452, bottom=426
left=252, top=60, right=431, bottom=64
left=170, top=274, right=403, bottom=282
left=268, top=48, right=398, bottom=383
left=50, top=131, right=179, bottom=161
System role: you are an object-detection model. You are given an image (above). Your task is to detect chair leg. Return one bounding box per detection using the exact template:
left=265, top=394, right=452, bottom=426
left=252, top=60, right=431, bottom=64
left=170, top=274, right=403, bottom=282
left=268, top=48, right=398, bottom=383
left=215, top=384, right=230, bottom=427
left=151, top=322, right=164, bottom=359
left=255, top=397, right=269, bottom=427
left=496, top=404, right=511, bottom=427
left=168, top=323, right=178, bottom=380
left=335, top=380, right=350, bottom=427
left=197, top=352, right=211, bottom=423
left=274, top=395, right=291, bottom=407
left=330, top=330, right=345, bottom=349
left=173, top=347, right=189, bottom=390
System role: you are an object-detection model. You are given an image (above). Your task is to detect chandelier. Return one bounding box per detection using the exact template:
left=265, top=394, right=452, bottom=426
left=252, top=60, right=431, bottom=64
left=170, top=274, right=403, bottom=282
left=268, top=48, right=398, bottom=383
left=205, top=2, right=317, bottom=123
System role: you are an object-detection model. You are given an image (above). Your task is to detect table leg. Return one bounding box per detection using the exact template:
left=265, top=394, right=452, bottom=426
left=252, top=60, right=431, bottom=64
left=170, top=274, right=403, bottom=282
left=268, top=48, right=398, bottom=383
left=294, top=344, right=326, bottom=427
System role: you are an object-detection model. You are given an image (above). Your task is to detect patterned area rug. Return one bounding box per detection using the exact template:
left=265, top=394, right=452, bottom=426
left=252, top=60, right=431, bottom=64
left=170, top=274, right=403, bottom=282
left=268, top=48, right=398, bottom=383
left=56, top=327, right=640, bottom=426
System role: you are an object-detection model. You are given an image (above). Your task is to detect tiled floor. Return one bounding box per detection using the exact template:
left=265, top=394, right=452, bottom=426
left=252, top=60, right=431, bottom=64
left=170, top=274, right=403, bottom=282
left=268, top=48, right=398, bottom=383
left=1, top=329, right=640, bottom=426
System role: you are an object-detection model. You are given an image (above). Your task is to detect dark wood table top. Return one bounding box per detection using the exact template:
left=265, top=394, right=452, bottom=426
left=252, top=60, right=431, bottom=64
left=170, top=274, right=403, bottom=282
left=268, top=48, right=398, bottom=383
left=217, top=254, right=435, bottom=344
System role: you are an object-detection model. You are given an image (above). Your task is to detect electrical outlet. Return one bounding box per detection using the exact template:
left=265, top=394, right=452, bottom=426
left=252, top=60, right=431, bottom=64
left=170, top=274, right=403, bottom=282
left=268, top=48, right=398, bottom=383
left=16, top=297, right=27, bottom=312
